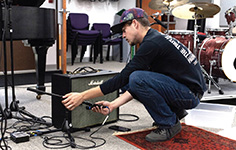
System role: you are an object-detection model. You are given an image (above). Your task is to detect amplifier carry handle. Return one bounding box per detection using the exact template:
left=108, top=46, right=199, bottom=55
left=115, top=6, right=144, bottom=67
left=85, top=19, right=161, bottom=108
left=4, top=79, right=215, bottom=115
left=70, top=66, right=100, bottom=74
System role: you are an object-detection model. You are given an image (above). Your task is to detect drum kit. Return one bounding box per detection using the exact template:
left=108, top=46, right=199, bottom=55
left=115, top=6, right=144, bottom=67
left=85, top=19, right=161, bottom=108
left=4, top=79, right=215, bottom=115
left=149, top=0, right=236, bottom=94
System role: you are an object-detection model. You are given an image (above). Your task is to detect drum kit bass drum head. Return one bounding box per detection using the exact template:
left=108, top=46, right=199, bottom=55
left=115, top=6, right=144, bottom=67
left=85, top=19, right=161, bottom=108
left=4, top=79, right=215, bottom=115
left=149, top=0, right=236, bottom=84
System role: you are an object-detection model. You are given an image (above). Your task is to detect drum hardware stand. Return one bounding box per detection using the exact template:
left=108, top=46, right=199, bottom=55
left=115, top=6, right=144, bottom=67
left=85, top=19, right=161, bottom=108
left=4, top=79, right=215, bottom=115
left=228, top=23, right=234, bottom=36
left=192, top=10, right=201, bottom=56
left=192, top=11, right=224, bottom=95
left=201, top=66, right=224, bottom=95
left=165, top=4, right=171, bottom=34
left=1, top=0, right=50, bottom=125
left=162, top=2, right=173, bottom=34
left=199, top=55, right=224, bottom=95
left=208, top=60, right=216, bottom=94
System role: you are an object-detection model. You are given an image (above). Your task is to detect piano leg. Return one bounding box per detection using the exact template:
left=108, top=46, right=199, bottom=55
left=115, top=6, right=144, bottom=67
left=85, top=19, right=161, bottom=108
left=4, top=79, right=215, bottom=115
left=32, top=46, right=48, bottom=99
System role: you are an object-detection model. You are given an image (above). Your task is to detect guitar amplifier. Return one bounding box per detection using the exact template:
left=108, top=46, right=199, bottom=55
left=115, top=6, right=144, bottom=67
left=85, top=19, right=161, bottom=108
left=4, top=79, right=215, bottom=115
left=51, top=69, right=119, bottom=129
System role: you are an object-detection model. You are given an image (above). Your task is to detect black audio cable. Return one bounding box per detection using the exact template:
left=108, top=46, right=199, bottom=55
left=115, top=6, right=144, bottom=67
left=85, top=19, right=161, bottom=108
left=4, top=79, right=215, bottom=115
left=41, top=108, right=110, bottom=149
left=119, top=114, right=139, bottom=122
left=0, top=102, right=11, bottom=150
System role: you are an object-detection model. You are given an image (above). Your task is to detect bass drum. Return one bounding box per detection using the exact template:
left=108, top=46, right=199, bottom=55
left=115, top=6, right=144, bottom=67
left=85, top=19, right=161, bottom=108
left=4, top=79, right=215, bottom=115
left=198, top=36, right=236, bottom=82
left=168, top=30, right=194, bottom=52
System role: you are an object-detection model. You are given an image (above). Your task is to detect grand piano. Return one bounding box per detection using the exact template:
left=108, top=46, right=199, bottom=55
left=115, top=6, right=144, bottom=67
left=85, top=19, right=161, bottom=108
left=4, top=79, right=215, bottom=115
left=0, top=0, right=56, bottom=98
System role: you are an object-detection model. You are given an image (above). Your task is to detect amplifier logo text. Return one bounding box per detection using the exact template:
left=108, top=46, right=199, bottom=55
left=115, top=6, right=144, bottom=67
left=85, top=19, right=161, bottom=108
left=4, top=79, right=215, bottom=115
left=88, top=80, right=104, bottom=86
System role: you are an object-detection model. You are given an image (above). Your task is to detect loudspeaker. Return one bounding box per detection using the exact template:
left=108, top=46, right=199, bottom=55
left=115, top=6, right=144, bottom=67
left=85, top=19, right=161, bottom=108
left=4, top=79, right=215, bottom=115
left=52, top=70, right=119, bottom=129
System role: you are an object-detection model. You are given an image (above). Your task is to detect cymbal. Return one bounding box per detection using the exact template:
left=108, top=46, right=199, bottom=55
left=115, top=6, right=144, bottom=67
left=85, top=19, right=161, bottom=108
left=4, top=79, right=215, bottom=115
left=149, top=0, right=189, bottom=10
left=172, top=2, right=221, bottom=20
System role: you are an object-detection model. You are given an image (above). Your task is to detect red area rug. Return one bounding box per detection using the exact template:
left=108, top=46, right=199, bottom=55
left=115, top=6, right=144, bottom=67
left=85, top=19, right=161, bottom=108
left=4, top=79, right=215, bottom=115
left=115, top=123, right=236, bottom=150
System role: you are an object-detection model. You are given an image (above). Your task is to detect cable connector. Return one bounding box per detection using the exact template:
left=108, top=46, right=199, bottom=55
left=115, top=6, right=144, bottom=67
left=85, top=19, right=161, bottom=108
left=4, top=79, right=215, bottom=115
left=28, top=130, right=44, bottom=137
left=102, top=115, right=109, bottom=126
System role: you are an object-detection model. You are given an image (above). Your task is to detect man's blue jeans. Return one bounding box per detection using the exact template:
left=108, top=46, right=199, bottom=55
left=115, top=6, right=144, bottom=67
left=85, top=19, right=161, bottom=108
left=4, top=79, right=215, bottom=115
left=128, top=71, right=200, bottom=129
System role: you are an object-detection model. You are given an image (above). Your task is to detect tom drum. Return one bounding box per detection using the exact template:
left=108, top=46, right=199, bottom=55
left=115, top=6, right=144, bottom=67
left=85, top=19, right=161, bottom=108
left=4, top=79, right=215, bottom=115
left=169, top=30, right=194, bottom=52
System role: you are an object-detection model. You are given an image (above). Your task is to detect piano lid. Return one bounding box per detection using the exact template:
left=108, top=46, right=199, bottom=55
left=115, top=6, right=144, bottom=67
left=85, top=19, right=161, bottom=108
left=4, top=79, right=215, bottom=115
left=0, top=5, right=56, bottom=41
left=12, top=0, right=45, bottom=7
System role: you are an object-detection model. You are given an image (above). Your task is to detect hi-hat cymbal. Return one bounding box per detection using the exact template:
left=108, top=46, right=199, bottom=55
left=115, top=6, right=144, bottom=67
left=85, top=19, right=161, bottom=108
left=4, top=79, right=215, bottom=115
left=172, top=2, right=221, bottom=20
left=149, top=0, right=189, bottom=10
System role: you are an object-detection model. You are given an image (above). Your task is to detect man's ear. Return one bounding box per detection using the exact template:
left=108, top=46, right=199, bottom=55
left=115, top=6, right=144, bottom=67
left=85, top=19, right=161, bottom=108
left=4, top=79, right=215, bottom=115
left=132, top=19, right=139, bottom=29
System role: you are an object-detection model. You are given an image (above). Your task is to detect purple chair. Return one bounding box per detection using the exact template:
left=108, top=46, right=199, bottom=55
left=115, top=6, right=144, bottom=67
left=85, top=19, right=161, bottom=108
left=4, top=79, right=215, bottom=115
left=91, top=23, right=123, bottom=62
left=67, top=13, right=102, bottom=65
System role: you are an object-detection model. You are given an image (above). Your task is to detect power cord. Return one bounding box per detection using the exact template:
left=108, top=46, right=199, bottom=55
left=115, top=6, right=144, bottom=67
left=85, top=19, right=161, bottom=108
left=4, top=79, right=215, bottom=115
left=7, top=116, right=52, bottom=133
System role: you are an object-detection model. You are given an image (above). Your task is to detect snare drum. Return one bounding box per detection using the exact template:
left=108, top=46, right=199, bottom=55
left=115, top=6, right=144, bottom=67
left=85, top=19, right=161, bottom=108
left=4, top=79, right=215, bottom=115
left=206, top=28, right=228, bottom=36
left=168, top=30, right=194, bottom=52
left=198, top=36, right=236, bottom=81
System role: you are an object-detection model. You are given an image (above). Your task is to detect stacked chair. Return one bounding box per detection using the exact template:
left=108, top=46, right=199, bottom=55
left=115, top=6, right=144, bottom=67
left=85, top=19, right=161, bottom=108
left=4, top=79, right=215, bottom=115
left=67, top=13, right=101, bottom=64
left=91, top=23, right=123, bottom=62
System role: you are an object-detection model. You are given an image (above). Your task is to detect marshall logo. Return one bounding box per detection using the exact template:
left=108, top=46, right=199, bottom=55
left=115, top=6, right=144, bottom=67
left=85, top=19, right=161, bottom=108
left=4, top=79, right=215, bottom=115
left=88, top=80, right=104, bottom=86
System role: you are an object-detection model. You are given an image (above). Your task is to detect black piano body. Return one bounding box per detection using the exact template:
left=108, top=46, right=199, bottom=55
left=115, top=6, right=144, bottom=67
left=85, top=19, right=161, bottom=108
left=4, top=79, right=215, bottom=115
left=0, top=4, right=56, bottom=95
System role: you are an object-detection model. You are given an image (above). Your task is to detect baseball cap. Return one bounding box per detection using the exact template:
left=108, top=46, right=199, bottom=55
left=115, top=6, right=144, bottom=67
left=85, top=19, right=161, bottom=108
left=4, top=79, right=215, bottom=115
left=111, top=8, right=147, bottom=34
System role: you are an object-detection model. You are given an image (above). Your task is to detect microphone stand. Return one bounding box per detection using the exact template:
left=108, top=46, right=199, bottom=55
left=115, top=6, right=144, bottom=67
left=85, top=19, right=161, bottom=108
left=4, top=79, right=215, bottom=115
left=2, top=0, right=12, bottom=118
left=3, top=0, right=20, bottom=117
left=0, top=2, right=10, bottom=148
left=153, top=2, right=171, bottom=34
left=1, top=1, right=8, bottom=113
left=27, top=87, right=78, bottom=148
left=26, top=87, right=110, bottom=148
left=1, top=0, right=51, bottom=125
left=150, top=15, right=167, bottom=29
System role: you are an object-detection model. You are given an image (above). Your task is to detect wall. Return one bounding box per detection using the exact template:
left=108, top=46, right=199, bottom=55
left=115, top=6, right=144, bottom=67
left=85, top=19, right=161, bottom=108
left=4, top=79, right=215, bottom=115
left=67, top=1, right=119, bottom=26
left=118, top=0, right=136, bottom=10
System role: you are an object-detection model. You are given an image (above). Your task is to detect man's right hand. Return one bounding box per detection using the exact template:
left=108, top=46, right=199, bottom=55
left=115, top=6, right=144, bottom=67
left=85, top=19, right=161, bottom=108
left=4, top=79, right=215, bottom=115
left=62, top=92, right=84, bottom=111
left=62, top=86, right=104, bottom=111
